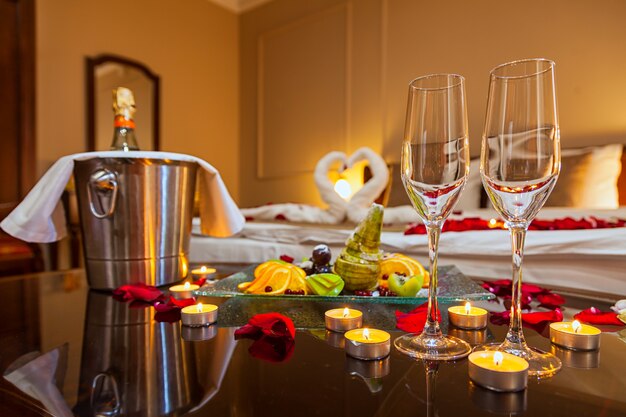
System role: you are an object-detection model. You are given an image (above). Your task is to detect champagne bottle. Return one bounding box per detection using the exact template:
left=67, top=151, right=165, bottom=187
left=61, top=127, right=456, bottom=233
left=110, top=87, right=139, bottom=151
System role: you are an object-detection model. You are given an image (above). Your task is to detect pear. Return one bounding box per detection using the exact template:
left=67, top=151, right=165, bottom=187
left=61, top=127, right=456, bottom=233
left=333, top=204, right=384, bottom=290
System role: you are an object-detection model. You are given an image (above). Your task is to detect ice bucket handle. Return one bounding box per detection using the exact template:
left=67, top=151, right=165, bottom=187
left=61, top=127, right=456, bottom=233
left=90, top=372, right=121, bottom=416
left=87, top=169, right=118, bottom=219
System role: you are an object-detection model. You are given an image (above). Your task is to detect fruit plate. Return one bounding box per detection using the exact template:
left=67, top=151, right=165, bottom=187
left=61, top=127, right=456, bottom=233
left=194, top=264, right=495, bottom=304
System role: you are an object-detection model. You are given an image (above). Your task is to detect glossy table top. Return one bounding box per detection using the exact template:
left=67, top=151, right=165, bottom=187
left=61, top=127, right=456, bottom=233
left=0, top=269, right=625, bottom=417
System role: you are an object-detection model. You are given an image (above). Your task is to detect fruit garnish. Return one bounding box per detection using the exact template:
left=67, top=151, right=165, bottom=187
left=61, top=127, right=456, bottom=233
left=243, top=260, right=308, bottom=295
left=305, top=273, right=345, bottom=296
left=379, top=253, right=427, bottom=287
left=387, top=273, right=424, bottom=297
left=334, top=204, right=384, bottom=290
left=312, top=244, right=332, bottom=266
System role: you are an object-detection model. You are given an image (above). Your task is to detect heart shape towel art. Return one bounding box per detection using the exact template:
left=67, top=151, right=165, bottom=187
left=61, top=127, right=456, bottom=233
left=240, top=147, right=390, bottom=224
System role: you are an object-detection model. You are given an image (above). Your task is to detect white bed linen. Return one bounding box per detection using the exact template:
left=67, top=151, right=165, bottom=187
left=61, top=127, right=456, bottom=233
left=190, top=208, right=626, bottom=296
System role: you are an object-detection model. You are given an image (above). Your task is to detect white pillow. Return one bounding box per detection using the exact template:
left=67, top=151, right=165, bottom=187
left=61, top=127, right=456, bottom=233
left=559, top=144, right=622, bottom=209
left=455, top=159, right=482, bottom=210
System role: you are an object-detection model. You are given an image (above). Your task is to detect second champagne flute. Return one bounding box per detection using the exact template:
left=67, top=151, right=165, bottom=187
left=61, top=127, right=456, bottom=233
left=394, top=74, right=471, bottom=361
left=479, top=58, right=562, bottom=377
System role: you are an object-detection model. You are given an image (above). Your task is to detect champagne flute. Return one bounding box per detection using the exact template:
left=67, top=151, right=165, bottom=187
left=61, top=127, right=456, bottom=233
left=480, top=58, right=562, bottom=376
left=394, top=74, right=471, bottom=361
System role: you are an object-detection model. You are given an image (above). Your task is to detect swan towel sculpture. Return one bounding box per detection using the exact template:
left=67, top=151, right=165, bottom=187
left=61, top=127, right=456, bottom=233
left=240, top=148, right=391, bottom=224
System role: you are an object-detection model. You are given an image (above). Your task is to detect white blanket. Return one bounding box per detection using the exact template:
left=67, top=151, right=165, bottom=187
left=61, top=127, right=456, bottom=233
left=1, top=151, right=245, bottom=242
left=190, top=208, right=626, bottom=295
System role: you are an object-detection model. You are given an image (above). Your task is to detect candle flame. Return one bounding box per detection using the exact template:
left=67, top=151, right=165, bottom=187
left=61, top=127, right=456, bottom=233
left=200, top=266, right=208, bottom=273
left=196, top=303, right=203, bottom=313
left=493, top=351, right=503, bottom=367
left=488, top=219, right=497, bottom=228
left=343, top=307, right=350, bottom=318
left=184, top=282, right=191, bottom=290
left=362, top=328, right=370, bottom=340
left=464, top=302, right=471, bottom=315
left=572, top=320, right=582, bottom=334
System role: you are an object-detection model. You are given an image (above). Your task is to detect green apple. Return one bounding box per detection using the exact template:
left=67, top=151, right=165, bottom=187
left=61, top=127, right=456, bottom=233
left=388, top=273, right=423, bottom=297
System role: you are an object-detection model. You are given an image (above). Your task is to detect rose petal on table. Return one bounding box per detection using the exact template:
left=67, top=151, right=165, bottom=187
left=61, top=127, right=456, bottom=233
left=112, top=283, right=163, bottom=302
left=395, top=303, right=441, bottom=333
left=574, top=307, right=625, bottom=326
left=234, top=323, right=264, bottom=340
left=193, top=277, right=207, bottom=287
left=537, top=292, right=566, bottom=309
left=490, top=308, right=563, bottom=336
left=249, top=313, right=296, bottom=339
left=168, top=296, right=196, bottom=308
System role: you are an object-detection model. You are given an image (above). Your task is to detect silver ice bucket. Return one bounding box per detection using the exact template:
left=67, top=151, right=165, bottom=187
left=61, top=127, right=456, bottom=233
left=74, top=157, right=197, bottom=289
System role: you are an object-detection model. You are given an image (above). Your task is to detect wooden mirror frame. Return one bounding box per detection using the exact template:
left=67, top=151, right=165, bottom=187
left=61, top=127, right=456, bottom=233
left=86, top=54, right=160, bottom=151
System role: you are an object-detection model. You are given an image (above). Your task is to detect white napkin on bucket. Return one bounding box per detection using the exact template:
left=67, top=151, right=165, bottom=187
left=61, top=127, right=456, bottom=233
left=0, top=151, right=245, bottom=242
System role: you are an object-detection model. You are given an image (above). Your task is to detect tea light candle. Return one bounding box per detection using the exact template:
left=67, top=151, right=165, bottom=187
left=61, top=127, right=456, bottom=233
left=468, top=351, right=529, bottom=392
left=549, top=320, right=601, bottom=351
left=169, top=281, right=199, bottom=299
left=344, top=328, right=390, bottom=360
left=181, top=303, right=218, bottom=327
left=191, top=265, right=216, bottom=278
left=325, top=308, right=363, bottom=332
left=448, top=302, right=488, bottom=329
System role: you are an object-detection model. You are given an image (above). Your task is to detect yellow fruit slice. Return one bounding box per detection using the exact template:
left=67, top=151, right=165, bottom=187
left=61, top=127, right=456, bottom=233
left=238, top=281, right=253, bottom=291
left=288, top=271, right=309, bottom=294
left=379, top=253, right=428, bottom=288
left=243, top=260, right=308, bottom=295
left=254, top=261, right=279, bottom=279
left=261, top=267, right=291, bottom=294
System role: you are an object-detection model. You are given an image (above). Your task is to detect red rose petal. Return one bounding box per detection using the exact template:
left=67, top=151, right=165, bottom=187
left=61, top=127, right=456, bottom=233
left=168, top=296, right=196, bottom=308
left=193, top=277, right=207, bottom=287
left=234, top=323, right=263, bottom=340
left=395, top=303, right=442, bottom=333
left=574, top=307, right=624, bottom=326
left=537, top=292, right=566, bottom=309
left=490, top=309, right=563, bottom=336
left=404, top=216, right=626, bottom=235
left=249, top=313, right=296, bottom=339
left=112, top=283, right=163, bottom=303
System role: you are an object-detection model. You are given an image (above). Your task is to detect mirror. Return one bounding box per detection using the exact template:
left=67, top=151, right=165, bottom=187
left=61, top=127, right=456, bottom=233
left=86, top=54, right=160, bottom=151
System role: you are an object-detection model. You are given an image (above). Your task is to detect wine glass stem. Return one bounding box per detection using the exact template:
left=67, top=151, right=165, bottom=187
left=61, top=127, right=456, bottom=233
left=505, top=224, right=529, bottom=349
left=425, top=224, right=442, bottom=337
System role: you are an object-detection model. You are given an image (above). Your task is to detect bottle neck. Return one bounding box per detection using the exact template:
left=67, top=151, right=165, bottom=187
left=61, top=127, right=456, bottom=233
left=110, top=115, right=139, bottom=151
left=113, top=115, right=136, bottom=129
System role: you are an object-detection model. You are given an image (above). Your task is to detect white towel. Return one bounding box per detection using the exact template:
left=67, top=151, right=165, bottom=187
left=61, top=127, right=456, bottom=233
left=0, top=151, right=245, bottom=242
left=346, top=148, right=390, bottom=223
left=240, top=151, right=348, bottom=224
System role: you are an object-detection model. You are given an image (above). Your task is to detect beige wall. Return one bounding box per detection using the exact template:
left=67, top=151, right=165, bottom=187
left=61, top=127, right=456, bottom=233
left=36, top=0, right=240, bottom=200
left=240, top=0, right=626, bottom=207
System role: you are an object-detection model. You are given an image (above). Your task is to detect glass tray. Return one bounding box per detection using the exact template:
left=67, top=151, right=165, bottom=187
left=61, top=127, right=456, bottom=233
left=195, top=264, right=494, bottom=305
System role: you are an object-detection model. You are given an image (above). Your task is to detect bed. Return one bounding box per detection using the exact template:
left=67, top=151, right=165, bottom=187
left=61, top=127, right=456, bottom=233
left=190, top=144, right=626, bottom=297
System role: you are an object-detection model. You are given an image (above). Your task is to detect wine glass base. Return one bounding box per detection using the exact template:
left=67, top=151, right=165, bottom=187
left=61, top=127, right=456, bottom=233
left=394, top=333, right=471, bottom=361
left=475, top=342, right=561, bottom=378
